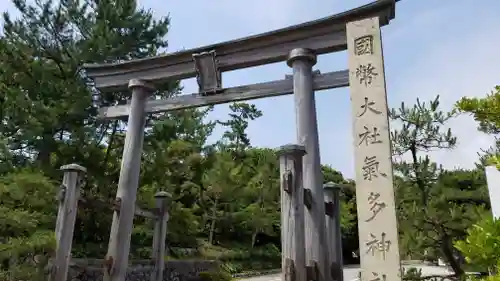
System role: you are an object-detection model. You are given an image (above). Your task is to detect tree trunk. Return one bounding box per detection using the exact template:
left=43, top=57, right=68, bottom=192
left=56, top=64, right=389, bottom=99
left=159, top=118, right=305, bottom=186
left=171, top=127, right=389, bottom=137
left=440, top=234, right=464, bottom=277
left=208, top=198, right=218, bottom=245
left=251, top=231, right=258, bottom=248
left=410, top=143, right=428, bottom=205
left=36, top=142, right=51, bottom=167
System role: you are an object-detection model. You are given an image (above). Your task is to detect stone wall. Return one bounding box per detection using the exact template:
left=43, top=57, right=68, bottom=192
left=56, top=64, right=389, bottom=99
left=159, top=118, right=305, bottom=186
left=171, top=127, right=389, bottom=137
left=67, top=259, right=219, bottom=281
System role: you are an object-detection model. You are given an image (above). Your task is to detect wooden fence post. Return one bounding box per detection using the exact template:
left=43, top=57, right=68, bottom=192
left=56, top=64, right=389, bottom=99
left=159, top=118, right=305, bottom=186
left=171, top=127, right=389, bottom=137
left=151, top=191, right=171, bottom=281
left=277, top=144, right=307, bottom=281
left=324, top=182, right=344, bottom=281
left=49, top=164, right=86, bottom=281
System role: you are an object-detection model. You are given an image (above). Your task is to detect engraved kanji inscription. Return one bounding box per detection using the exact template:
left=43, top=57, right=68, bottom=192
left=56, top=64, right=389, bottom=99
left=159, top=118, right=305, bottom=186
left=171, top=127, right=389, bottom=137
left=370, top=272, right=387, bottom=281
left=358, top=97, right=382, bottom=117
left=355, top=63, right=378, bottom=86
left=365, top=232, right=391, bottom=260
left=362, top=156, right=387, bottom=181
left=365, top=192, right=386, bottom=222
left=354, top=35, right=374, bottom=56
left=358, top=126, right=382, bottom=146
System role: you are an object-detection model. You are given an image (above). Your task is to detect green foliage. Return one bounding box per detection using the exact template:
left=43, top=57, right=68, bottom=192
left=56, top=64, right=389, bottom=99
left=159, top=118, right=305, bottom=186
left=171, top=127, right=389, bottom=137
left=391, top=96, right=488, bottom=276
left=0, top=170, right=57, bottom=280
left=455, top=216, right=500, bottom=273
left=391, top=95, right=457, bottom=155
left=456, top=86, right=500, bottom=169
left=456, top=86, right=500, bottom=135
left=217, top=103, right=263, bottom=154
left=402, top=267, right=425, bottom=281
left=199, top=270, right=234, bottom=281
left=480, top=275, right=500, bottom=281
left=455, top=84, right=500, bottom=280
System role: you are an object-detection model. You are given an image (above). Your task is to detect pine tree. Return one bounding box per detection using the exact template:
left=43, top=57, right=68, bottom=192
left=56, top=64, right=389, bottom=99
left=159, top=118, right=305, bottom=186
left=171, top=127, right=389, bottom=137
left=0, top=0, right=212, bottom=261
left=0, top=171, right=57, bottom=280
left=391, top=96, right=488, bottom=276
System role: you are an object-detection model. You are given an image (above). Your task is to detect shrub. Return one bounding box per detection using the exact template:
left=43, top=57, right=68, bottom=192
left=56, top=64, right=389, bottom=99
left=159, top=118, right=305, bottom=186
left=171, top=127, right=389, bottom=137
left=454, top=216, right=500, bottom=274
left=0, top=170, right=58, bottom=281
left=199, top=270, right=233, bottom=281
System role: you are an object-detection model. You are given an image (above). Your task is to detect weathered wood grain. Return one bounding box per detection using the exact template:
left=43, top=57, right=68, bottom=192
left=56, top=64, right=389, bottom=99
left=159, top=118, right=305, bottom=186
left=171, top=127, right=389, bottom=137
left=82, top=0, right=395, bottom=91
left=98, top=70, right=349, bottom=119
left=278, top=144, right=307, bottom=281
left=288, top=48, right=329, bottom=281
left=324, top=183, right=344, bottom=281
left=50, top=164, right=86, bottom=281
left=151, top=191, right=170, bottom=281
left=104, top=81, right=154, bottom=281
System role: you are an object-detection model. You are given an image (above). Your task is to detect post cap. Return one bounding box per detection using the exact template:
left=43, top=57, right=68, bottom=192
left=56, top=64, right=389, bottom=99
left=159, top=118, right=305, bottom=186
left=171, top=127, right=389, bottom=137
left=286, top=48, right=317, bottom=67
left=323, top=181, right=341, bottom=190
left=276, top=144, right=307, bottom=157
left=60, top=164, right=87, bottom=173
left=154, top=191, right=172, bottom=198
left=128, top=79, right=156, bottom=92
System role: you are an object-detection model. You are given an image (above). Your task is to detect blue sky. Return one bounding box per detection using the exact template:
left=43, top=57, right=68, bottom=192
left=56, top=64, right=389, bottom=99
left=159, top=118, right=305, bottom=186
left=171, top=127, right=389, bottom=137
left=2, top=0, right=499, bottom=179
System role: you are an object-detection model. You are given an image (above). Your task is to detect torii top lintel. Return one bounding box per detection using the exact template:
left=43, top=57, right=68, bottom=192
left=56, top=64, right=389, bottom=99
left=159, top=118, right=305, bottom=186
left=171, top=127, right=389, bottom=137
left=82, top=0, right=396, bottom=92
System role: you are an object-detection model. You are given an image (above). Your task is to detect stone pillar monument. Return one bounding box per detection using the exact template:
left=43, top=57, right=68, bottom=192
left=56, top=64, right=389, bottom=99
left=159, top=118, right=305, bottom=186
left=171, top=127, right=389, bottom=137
left=346, top=16, right=402, bottom=281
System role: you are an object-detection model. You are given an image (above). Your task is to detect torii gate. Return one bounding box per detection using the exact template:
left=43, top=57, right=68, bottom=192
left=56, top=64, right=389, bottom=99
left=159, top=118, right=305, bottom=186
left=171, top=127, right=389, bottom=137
left=83, top=1, right=401, bottom=281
